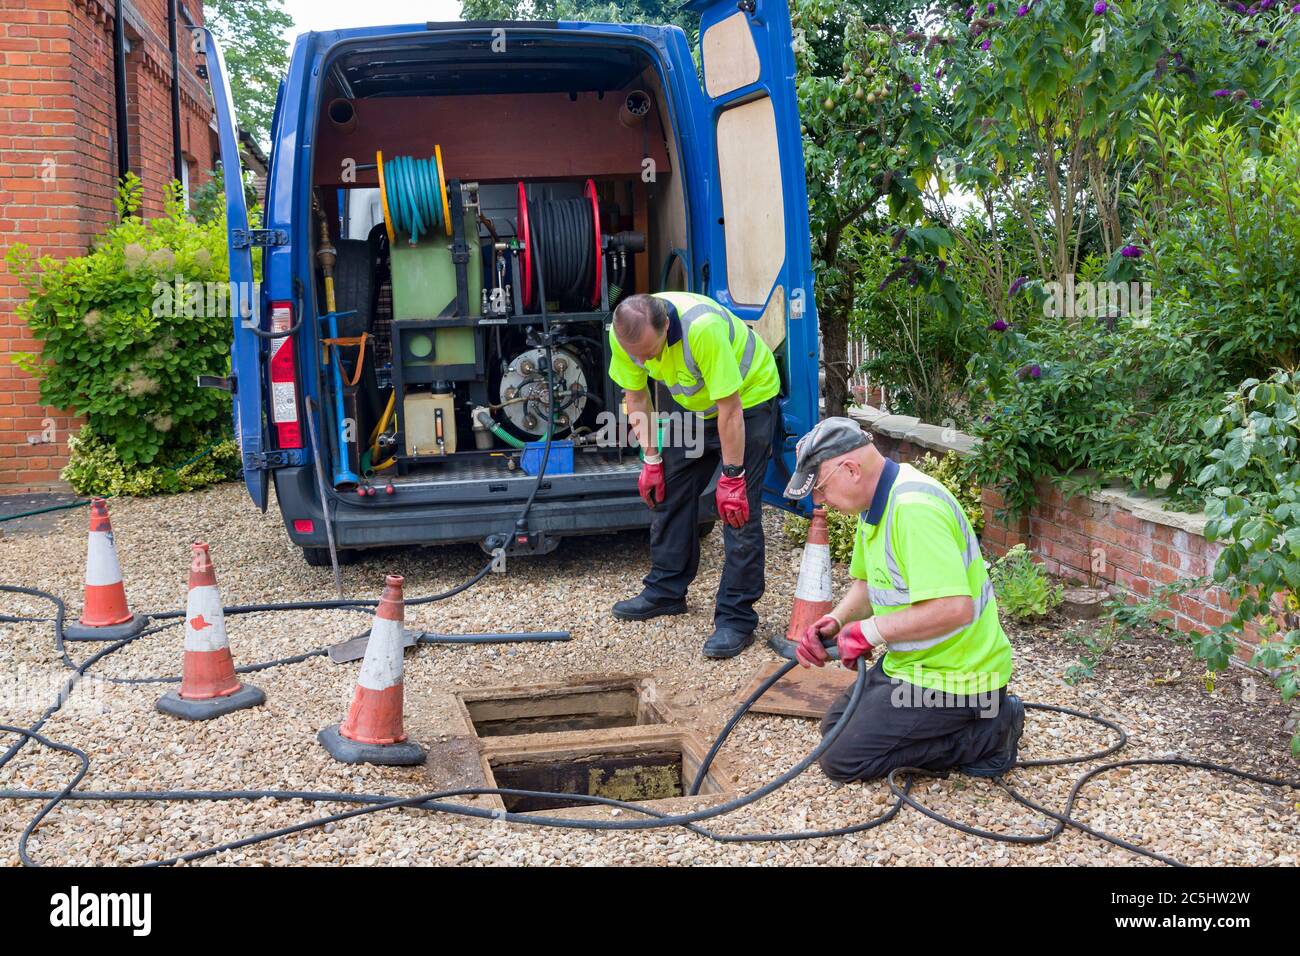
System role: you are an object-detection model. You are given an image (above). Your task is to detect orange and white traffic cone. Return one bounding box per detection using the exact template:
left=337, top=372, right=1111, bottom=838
left=319, top=574, right=424, bottom=765
left=63, top=497, right=149, bottom=642
left=768, top=508, right=835, bottom=661
left=156, top=543, right=265, bottom=720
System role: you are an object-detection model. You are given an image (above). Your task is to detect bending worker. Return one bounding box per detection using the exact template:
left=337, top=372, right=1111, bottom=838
left=783, top=417, right=1024, bottom=781
left=608, top=292, right=781, bottom=659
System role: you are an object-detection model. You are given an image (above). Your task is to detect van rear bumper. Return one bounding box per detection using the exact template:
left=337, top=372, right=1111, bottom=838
left=273, top=465, right=654, bottom=550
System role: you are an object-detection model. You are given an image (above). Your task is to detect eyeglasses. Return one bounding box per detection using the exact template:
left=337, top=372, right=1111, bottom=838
left=813, top=458, right=850, bottom=494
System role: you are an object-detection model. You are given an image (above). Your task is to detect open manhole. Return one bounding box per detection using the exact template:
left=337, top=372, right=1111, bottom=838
left=458, top=676, right=668, bottom=738
left=485, top=731, right=732, bottom=814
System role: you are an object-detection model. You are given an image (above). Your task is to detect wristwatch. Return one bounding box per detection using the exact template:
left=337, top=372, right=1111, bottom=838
left=722, top=464, right=744, bottom=479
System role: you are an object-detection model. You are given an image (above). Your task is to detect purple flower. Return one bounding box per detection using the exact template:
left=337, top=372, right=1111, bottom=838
left=1093, top=0, right=1107, bottom=13
left=1212, top=88, right=1232, bottom=97
left=1248, top=2, right=1259, bottom=11
left=965, top=4, right=975, bottom=16
left=1120, top=245, right=1143, bottom=258
left=980, top=38, right=991, bottom=49
left=1261, top=0, right=1275, bottom=7
left=1016, top=3, right=1029, bottom=13
left=987, top=2, right=996, bottom=12
left=912, top=82, right=923, bottom=92
left=1257, top=38, right=1269, bottom=46
left=1016, top=363, right=1042, bottom=380
left=1249, top=98, right=1262, bottom=108
left=935, top=66, right=945, bottom=78
left=1291, top=1, right=1300, bottom=10
left=1008, top=276, right=1028, bottom=295
left=1232, top=1, right=1247, bottom=10
left=988, top=319, right=1010, bottom=332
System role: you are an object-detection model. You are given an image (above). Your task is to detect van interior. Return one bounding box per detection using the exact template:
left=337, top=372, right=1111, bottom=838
left=305, top=33, right=689, bottom=496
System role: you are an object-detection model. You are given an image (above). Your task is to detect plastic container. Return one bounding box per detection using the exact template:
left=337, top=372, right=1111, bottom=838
left=520, top=439, right=574, bottom=476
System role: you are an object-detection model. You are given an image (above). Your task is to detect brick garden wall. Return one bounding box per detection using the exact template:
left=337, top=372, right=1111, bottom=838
left=850, top=407, right=1261, bottom=663
left=0, top=0, right=216, bottom=492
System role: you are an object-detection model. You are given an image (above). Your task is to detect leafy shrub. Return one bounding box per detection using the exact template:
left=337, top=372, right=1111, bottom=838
left=969, top=105, right=1300, bottom=515
left=62, top=427, right=241, bottom=497
left=1198, top=370, right=1300, bottom=738
left=6, top=175, right=235, bottom=467
left=989, top=544, right=1062, bottom=621
left=782, top=507, right=858, bottom=564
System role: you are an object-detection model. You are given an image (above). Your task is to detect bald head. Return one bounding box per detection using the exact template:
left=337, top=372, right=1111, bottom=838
left=613, top=294, right=669, bottom=364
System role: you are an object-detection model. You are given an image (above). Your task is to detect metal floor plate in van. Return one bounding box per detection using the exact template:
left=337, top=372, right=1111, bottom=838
left=389, top=454, right=640, bottom=488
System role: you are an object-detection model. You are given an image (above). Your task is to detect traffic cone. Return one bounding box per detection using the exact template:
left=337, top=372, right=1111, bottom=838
left=156, top=543, right=265, bottom=720
left=319, top=574, right=425, bottom=766
left=63, top=498, right=149, bottom=642
left=768, top=508, right=836, bottom=661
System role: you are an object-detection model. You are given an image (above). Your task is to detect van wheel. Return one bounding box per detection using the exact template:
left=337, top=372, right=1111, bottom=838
left=302, top=547, right=359, bottom=567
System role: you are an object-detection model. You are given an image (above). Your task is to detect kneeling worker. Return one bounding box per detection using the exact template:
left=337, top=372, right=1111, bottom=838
left=608, top=292, right=781, bottom=659
left=782, top=417, right=1024, bottom=781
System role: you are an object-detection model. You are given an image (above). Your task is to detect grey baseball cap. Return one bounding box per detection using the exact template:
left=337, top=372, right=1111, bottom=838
left=783, top=417, right=872, bottom=499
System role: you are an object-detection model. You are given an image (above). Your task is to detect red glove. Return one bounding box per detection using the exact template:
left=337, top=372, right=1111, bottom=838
left=716, top=472, right=749, bottom=528
left=837, top=619, right=883, bottom=671
left=795, top=614, right=842, bottom=668
left=638, top=458, right=665, bottom=509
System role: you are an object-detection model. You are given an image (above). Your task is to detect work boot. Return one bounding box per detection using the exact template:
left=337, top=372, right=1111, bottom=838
left=612, top=591, right=688, bottom=622
left=959, top=694, right=1025, bottom=778
left=702, top=627, right=755, bottom=660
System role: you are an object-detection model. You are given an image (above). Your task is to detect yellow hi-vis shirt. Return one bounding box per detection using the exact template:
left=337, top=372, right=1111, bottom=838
left=607, top=291, right=780, bottom=418
left=849, top=460, right=1013, bottom=696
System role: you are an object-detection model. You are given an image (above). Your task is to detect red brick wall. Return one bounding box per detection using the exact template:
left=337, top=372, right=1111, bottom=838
left=858, top=419, right=1261, bottom=662
left=978, top=484, right=1269, bottom=661
left=0, top=0, right=216, bottom=491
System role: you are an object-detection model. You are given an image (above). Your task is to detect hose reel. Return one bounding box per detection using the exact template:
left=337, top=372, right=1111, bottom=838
left=377, top=147, right=452, bottom=246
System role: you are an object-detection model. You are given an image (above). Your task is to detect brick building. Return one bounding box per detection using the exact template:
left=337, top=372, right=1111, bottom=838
left=0, top=0, right=218, bottom=491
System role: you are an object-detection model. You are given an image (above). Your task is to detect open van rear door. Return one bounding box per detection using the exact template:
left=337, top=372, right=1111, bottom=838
left=683, top=0, right=820, bottom=509
left=204, top=28, right=269, bottom=511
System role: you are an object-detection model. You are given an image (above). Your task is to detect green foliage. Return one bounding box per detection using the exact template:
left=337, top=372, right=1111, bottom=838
left=782, top=507, right=859, bottom=565
left=63, top=427, right=241, bottom=497
left=990, top=544, right=1062, bottom=620
left=204, top=0, right=293, bottom=146
left=968, top=104, right=1300, bottom=515
left=6, top=176, right=235, bottom=468
left=1198, top=369, right=1300, bottom=725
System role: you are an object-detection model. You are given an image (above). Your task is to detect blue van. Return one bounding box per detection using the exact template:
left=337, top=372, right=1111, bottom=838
left=205, top=4, right=819, bottom=566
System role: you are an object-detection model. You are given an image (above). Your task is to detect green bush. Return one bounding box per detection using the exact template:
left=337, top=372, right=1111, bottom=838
left=1198, top=370, right=1300, bottom=744
left=62, top=427, right=241, bottom=497
left=989, top=544, right=1063, bottom=621
left=6, top=175, right=236, bottom=468
left=782, top=506, right=858, bottom=564
left=969, top=105, right=1300, bottom=515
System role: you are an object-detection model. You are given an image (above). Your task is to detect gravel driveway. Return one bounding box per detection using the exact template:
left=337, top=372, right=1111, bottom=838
left=1, top=482, right=1296, bottom=866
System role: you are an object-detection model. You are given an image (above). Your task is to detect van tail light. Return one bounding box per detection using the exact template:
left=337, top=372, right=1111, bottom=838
left=268, top=301, right=302, bottom=449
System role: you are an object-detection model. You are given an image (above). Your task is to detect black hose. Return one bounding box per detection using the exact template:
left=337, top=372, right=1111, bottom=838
left=4, top=583, right=1299, bottom=866
left=528, top=194, right=595, bottom=308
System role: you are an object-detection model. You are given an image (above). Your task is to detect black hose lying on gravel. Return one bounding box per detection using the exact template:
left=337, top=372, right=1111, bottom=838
left=2, top=582, right=1299, bottom=867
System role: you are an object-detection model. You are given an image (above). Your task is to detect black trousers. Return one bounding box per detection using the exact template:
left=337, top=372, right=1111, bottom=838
left=818, top=656, right=1011, bottom=782
left=641, top=396, right=777, bottom=634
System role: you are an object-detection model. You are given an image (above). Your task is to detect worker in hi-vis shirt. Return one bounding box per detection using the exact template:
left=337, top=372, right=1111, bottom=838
left=607, top=292, right=781, bottom=659
left=783, top=417, right=1023, bottom=782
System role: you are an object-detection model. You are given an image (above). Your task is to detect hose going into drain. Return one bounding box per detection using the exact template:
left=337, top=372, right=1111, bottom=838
left=2, top=582, right=1298, bottom=866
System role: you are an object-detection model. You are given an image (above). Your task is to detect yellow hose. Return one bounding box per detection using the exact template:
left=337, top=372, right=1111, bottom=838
left=370, top=390, right=396, bottom=459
